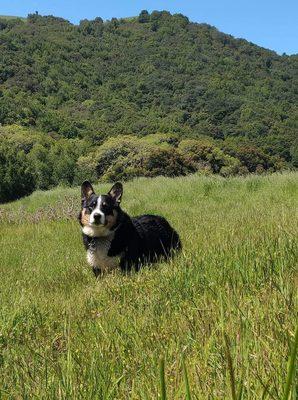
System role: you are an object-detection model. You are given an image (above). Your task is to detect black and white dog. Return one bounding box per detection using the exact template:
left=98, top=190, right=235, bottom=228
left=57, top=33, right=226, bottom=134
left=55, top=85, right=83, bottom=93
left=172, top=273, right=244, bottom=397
left=78, top=181, right=181, bottom=276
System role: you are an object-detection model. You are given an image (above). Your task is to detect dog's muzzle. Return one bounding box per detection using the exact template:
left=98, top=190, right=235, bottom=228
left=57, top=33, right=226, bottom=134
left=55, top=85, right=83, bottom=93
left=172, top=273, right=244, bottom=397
left=93, top=213, right=102, bottom=225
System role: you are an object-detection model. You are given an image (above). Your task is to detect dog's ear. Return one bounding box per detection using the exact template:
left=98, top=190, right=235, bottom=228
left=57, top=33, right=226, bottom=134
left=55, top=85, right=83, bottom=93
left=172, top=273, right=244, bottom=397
left=81, top=181, right=94, bottom=201
left=108, top=182, right=123, bottom=204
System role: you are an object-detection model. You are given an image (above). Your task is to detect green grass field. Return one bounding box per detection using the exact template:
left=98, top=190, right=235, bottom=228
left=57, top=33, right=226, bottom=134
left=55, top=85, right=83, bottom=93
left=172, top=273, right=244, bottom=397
left=0, top=173, right=297, bottom=399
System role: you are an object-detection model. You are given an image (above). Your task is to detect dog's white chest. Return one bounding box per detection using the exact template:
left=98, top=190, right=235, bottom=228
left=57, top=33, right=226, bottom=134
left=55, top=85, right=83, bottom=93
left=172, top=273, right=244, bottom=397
left=86, top=234, right=120, bottom=272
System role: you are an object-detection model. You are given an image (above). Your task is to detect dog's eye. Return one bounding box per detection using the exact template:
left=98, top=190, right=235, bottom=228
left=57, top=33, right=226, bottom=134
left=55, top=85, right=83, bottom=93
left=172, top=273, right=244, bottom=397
left=101, top=202, right=111, bottom=212
left=88, top=201, right=96, bottom=210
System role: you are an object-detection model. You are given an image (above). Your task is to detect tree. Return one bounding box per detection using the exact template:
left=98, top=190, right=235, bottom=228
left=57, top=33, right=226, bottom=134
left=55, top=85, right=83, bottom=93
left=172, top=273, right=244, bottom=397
left=0, top=141, right=35, bottom=203
left=138, top=10, right=150, bottom=23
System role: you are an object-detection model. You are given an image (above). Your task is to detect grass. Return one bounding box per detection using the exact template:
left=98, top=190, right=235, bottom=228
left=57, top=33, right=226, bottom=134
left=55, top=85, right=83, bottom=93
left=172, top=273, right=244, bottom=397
left=0, top=172, right=297, bottom=399
left=0, top=15, right=26, bottom=20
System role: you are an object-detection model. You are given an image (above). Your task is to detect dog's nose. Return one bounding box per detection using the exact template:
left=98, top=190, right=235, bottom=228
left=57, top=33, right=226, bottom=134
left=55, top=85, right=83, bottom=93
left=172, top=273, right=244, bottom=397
left=93, top=213, right=102, bottom=224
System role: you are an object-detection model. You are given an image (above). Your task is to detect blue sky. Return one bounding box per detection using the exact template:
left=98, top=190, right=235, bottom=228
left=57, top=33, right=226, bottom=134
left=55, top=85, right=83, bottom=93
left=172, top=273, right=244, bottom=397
left=1, top=0, right=297, bottom=55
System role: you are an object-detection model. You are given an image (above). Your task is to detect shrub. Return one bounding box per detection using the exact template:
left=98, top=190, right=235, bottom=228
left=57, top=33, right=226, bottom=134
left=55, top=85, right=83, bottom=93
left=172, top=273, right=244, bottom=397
left=0, top=141, right=35, bottom=202
left=140, top=147, right=193, bottom=177
left=75, top=135, right=193, bottom=183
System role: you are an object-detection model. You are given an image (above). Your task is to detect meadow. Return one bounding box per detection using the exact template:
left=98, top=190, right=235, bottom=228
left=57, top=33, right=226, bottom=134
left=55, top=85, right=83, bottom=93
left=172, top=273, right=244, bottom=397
left=0, top=172, right=297, bottom=399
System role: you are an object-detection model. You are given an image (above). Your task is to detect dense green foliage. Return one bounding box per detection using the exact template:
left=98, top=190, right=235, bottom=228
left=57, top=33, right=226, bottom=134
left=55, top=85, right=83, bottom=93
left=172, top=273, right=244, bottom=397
left=0, top=173, right=297, bottom=398
left=0, top=11, right=297, bottom=201
left=0, top=125, right=88, bottom=202
left=0, top=125, right=288, bottom=202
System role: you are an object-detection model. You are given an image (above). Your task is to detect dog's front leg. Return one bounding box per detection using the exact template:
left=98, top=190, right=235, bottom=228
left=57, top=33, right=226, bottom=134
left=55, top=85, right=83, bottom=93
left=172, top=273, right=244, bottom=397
left=120, top=257, right=133, bottom=272
left=92, top=266, right=102, bottom=278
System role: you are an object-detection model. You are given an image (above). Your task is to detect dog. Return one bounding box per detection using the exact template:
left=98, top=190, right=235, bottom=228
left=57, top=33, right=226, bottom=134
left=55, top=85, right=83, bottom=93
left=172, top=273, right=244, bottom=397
left=78, top=181, right=181, bottom=276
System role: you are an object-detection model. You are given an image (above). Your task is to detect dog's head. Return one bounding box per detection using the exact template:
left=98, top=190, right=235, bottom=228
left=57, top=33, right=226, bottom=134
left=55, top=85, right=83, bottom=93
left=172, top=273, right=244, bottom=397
left=79, top=181, right=123, bottom=237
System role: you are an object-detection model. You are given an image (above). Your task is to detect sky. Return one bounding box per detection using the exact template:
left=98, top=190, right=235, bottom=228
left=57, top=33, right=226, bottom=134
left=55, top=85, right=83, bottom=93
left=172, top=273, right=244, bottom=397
left=1, top=0, right=297, bottom=55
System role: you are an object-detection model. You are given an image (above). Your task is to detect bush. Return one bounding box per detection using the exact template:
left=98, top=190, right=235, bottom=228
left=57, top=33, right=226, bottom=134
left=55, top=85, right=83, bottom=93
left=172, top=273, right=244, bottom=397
left=0, top=141, right=35, bottom=202
left=28, top=144, right=53, bottom=189
left=75, top=135, right=193, bottom=183
left=140, top=147, right=193, bottom=177
left=224, top=144, right=280, bottom=172
left=208, top=149, right=240, bottom=176
left=0, top=125, right=88, bottom=202
left=179, top=138, right=214, bottom=164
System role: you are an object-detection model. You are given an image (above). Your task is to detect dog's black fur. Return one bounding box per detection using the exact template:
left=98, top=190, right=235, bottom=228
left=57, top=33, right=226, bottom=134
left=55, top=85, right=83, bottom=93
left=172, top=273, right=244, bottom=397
left=79, top=181, right=181, bottom=276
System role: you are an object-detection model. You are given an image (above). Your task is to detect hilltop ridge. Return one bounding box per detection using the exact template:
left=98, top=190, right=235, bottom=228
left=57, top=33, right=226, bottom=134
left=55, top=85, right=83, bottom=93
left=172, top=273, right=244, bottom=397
left=1, top=11, right=297, bottom=140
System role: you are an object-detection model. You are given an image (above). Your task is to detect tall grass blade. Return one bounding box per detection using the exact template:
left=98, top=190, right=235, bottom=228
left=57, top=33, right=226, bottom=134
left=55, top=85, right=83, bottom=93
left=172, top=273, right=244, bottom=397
left=182, top=354, right=192, bottom=400
left=261, top=376, right=272, bottom=400
left=224, top=333, right=237, bottom=400
left=159, top=358, right=167, bottom=400
left=283, top=325, right=298, bottom=400
left=237, top=377, right=244, bottom=400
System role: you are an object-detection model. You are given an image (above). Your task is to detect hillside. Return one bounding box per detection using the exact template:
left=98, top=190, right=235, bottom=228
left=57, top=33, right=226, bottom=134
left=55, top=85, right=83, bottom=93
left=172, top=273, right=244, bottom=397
left=0, top=172, right=297, bottom=398
left=0, top=11, right=297, bottom=202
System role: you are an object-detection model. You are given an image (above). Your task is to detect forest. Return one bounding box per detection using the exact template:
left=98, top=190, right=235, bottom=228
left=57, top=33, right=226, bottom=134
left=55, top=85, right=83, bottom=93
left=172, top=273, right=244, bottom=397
left=0, top=10, right=297, bottom=202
